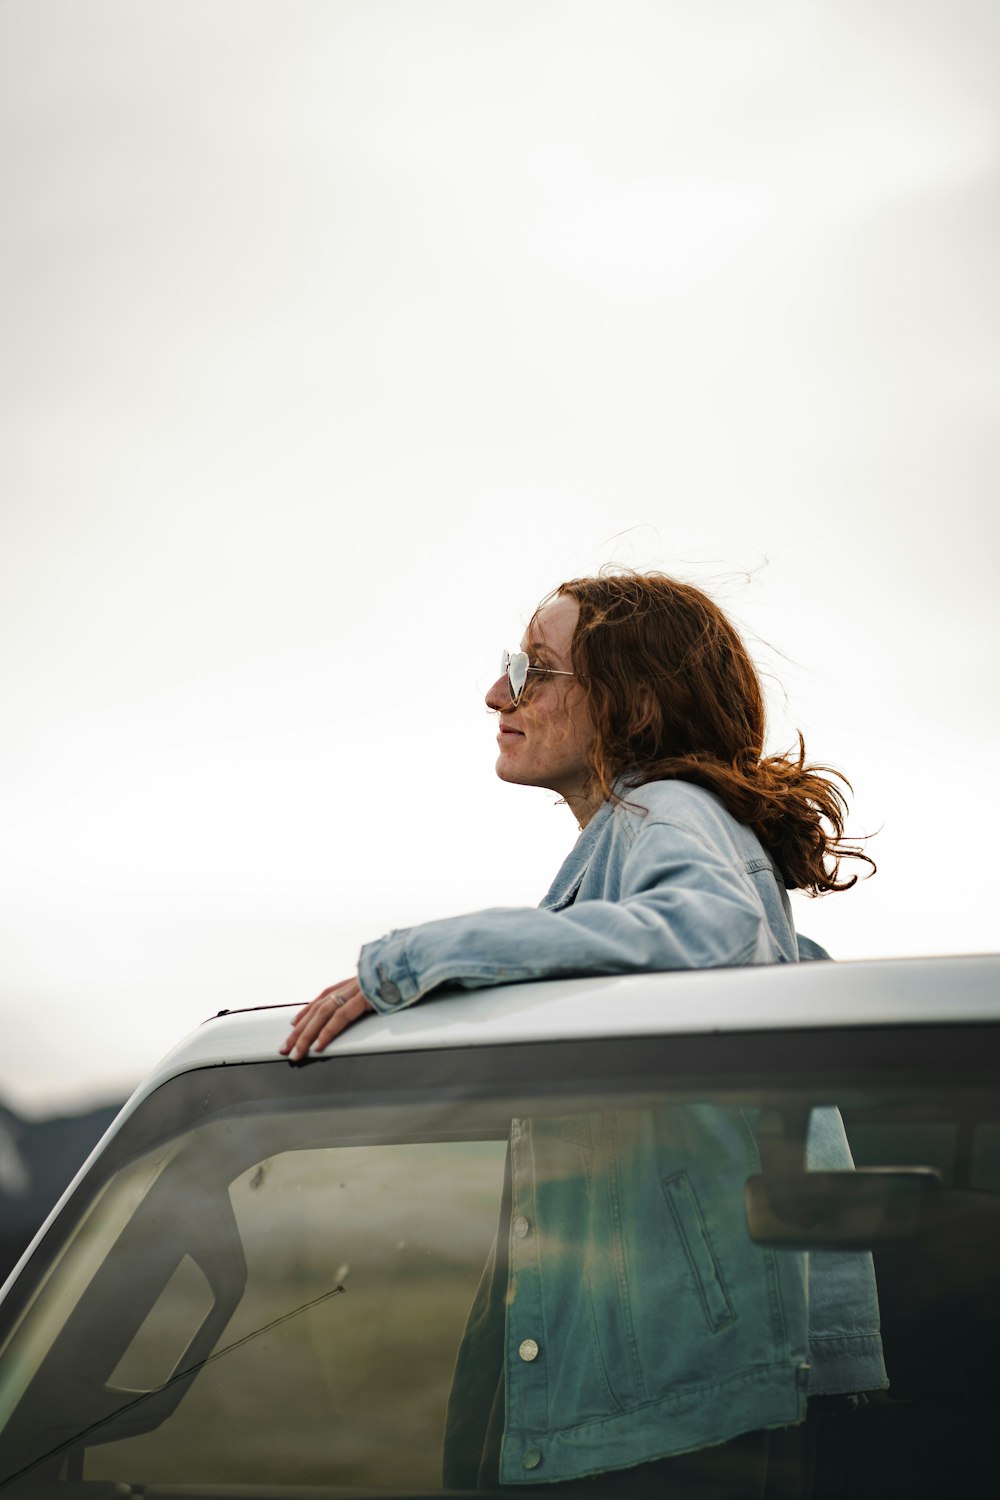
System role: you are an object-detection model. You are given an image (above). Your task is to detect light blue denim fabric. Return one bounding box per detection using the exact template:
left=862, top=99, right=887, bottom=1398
left=359, top=781, right=887, bottom=1484
left=359, top=781, right=801, bottom=1007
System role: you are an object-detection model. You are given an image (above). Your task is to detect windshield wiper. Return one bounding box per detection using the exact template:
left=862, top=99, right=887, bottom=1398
left=0, top=1283, right=346, bottom=1491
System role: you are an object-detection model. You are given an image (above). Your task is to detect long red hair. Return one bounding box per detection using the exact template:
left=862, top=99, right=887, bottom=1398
left=549, top=571, right=873, bottom=895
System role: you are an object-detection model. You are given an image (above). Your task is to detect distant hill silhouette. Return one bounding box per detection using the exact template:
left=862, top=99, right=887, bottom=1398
left=0, top=1096, right=125, bottom=1282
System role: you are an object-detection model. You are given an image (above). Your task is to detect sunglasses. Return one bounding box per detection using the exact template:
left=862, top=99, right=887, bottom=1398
left=500, top=650, right=576, bottom=705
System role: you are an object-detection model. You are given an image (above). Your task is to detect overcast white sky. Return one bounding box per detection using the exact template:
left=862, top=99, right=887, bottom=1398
left=2, top=0, right=998, bottom=1114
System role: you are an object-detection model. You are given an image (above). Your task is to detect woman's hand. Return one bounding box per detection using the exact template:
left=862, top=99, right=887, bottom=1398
left=280, top=976, right=374, bottom=1060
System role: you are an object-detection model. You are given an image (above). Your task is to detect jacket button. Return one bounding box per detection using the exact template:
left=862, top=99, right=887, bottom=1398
left=518, top=1338, right=540, bottom=1362
left=522, top=1449, right=542, bottom=1471
left=513, top=1215, right=530, bottom=1239
left=380, top=979, right=402, bottom=1005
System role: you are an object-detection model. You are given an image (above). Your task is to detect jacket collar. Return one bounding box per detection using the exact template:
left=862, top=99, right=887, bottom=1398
left=537, top=797, right=616, bottom=911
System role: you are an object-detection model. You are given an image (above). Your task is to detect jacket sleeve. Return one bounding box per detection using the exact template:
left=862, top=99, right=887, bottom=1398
left=358, top=817, right=773, bottom=1012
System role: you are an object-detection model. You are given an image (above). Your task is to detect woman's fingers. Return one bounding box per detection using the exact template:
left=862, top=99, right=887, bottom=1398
left=280, top=977, right=374, bottom=1060
left=308, top=987, right=372, bottom=1054
left=281, top=985, right=346, bottom=1058
left=288, top=986, right=337, bottom=1027
left=282, top=985, right=359, bottom=1059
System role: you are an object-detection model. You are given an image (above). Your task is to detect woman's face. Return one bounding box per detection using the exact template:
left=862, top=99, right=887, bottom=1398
left=485, top=593, right=599, bottom=823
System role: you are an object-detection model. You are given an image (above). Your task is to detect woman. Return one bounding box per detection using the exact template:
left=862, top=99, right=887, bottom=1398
left=282, top=572, right=886, bottom=1493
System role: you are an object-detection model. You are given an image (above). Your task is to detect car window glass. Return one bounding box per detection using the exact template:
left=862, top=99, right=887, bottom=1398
left=0, top=1033, right=998, bottom=1497
left=108, top=1255, right=215, bottom=1393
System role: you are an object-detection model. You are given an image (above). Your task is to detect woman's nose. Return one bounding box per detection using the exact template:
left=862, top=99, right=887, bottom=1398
left=485, top=673, right=512, bottom=712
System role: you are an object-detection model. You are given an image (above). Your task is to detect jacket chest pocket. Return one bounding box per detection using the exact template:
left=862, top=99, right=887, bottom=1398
left=660, top=1172, right=737, bottom=1333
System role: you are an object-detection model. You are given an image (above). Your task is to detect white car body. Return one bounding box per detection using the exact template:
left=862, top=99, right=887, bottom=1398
left=0, top=954, right=997, bottom=1498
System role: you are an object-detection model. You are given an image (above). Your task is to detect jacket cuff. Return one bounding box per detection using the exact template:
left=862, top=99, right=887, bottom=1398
left=358, top=932, right=420, bottom=1012
left=807, top=1333, right=889, bottom=1396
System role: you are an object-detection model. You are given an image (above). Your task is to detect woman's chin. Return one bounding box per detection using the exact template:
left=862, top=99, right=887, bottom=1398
left=495, top=751, right=527, bottom=785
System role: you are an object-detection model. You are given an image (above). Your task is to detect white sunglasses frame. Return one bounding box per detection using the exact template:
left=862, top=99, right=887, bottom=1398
left=500, top=649, right=576, bottom=705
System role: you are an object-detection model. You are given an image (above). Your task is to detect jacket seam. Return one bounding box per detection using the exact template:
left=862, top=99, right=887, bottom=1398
left=810, top=1332, right=884, bottom=1345
left=738, top=1109, right=789, bottom=1357
left=605, top=1114, right=648, bottom=1399
left=507, top=1359, right=803, bottom=1437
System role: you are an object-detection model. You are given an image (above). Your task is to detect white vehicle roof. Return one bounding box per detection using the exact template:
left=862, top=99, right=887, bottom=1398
left=143, top=954, right=999, bottom=1108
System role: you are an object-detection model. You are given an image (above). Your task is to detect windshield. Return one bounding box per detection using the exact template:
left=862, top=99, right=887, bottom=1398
left=0, top=1026, right=998, bottom=1497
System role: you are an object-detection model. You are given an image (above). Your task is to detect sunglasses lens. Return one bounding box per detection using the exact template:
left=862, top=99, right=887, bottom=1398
left=503, top=650, right=529, bottom=703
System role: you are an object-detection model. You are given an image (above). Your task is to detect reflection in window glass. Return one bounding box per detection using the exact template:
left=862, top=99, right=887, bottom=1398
left=969, top=1122, right=1000, bottom=1193
left=108, top=1254, right=215, bottom=1392
left=87, top=1140, right=507, bottom=1488
left=0, top=1045, right=998, bottom=1498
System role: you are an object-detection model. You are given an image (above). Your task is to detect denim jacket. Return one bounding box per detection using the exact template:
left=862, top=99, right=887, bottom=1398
left=360, top=782, right=887, bottom=1484
left=359, top=781, right=801, bottom=1007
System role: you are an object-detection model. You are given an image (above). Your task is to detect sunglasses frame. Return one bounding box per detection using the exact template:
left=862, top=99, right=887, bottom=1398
left=501, top=650, right=576, bottom=705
